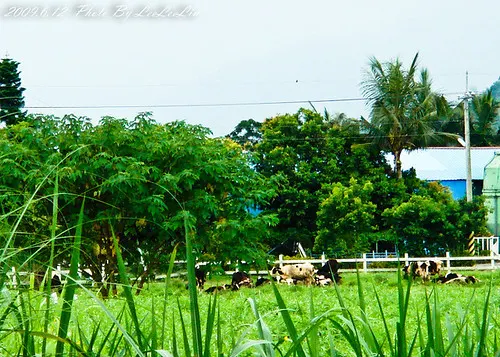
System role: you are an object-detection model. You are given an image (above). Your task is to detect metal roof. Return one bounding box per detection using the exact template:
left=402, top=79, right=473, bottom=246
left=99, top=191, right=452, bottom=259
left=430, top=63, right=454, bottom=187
left=392, top=147, right=500, bottom=181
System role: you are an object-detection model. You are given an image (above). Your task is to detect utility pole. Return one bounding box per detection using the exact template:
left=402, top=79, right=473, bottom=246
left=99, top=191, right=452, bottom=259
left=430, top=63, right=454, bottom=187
left=461, top=71, right=474, bottom=202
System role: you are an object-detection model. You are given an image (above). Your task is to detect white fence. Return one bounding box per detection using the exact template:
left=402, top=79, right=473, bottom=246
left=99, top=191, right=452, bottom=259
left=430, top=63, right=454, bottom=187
left=475, top=236, right=499, bottom=255
left=273, top=251, right=499, bottom=274
left=6, top=251, right=500, bottom=287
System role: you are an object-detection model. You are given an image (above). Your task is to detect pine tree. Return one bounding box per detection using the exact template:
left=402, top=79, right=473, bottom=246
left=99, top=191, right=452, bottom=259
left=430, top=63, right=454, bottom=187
left=0, top=57, right=26, bottom=126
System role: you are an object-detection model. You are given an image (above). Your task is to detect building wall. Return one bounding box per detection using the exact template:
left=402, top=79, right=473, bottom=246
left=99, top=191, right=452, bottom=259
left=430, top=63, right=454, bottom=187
left=438, top=180, right=483, bottom=200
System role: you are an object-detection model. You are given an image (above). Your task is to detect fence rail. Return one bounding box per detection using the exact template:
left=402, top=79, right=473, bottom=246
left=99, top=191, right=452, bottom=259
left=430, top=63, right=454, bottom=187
left=5, top=251, right=499, bottom=287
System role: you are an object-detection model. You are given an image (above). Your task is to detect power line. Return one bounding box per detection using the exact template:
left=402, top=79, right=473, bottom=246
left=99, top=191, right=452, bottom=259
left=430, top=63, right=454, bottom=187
left=23, top=92, right=464, bottom=110
left=24, top=97, right=366, bottom=109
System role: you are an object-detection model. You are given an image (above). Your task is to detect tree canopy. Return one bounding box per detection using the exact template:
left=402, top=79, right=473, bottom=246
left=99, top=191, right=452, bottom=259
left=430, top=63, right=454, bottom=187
left=0, top=113, right=276, bottom=295
left=0, top=57, right=25, bottom=126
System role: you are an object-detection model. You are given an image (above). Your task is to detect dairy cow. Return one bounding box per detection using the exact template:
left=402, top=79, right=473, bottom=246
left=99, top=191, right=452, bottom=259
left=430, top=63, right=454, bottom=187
left=271, top=262, right=315, bottom=285
left=315, top=259, right=342, bottom=285
left=434, top=272, right=480, bottom=284
left=403, top=260, right=442, bottom=281
left=231, top=271, right=252, bottom=290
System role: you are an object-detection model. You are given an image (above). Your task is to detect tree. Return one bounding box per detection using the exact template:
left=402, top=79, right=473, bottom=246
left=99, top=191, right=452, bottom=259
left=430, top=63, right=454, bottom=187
left=469, top=90, right=500, bottom=146
left=0, top=113, right=277, bottom=296
left=0, top=57, right=25, bottom=126
left=227, top=119, right=262, bottom=147
left=315, top=178, right=377, bottom=256
left=383, top=182, right=489, bottom=256
left=361, top=53, right=453, bottom=179
left=253, top=108, right=391, bottom=250
left=438, top=90, right=500, bottom=147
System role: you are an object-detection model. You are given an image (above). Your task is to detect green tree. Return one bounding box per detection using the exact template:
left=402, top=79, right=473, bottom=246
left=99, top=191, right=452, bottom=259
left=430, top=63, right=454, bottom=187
left=315, top=178, right=377, bottom=256
left=227, top=118, right=262, bottom=147
left=383, top=182, right=489, bottom=256
left=253, top=108, right=391, bottom=250
left=361, top=53, right=453, bottom=179
left=469, top=89, right=500, bottom=146
left=439, top=89, right=500, bottom=147
left=0, top=57, right=26, bottom=125
left=0, top=113, right=277, bottom=295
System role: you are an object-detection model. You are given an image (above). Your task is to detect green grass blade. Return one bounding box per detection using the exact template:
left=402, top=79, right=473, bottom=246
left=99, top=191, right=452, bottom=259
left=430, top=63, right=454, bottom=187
left=374, top=285, right=394, bottom=355
left=217, top=303, right=222, bottom=357
left=248, top=297, right=275, bottom=357
left=177, top=297, right=191, bottom=357
left=110, top=223, right=144, bottom=351
left=161, top=245, right=178, bottom=349
left=55, top=196, right=84, bottom=357
left=307, top=288, right=319, bottom=357
left=172, top=311, right=179, bottom=357
left=183, top=211, right=203, bottom=357
left=203, top=294, right=217, bottom=357
left=43, top=173, right=59, bottom=357
left=476, top=283, right=492, bottom=357
left=283, top=308, right=340, bottom=357
left=270, top=281, right=306, bottom=357
left=230, top=340, right=275, bottom=357
left=151, top=295, right=158, bottom=353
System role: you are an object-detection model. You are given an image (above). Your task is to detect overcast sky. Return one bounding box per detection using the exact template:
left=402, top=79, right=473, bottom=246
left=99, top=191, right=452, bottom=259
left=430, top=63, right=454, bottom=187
left=1, top=0, right=499, bottom=137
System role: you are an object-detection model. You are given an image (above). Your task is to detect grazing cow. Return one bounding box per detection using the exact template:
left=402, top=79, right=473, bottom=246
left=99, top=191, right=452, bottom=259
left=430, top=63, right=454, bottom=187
left=317, top=259, right=341, bottom=276
left=185, top=267, right=207, bottom=290
left=315, top=273, right=341, bottom=286
left=195, top=267, right=207, bottom=289
left=205, top=284, right=232, bottom=294
left=231, top=271, right=252, bottom=290
left=51, top=274, right=63, bottom=294
left=435, top=272, right=480, bottom=284
left=271, top=262, right=315, bottom=285
left=315, top=260, right=342, bottom=285
left=255, top=277, right=271, bottom=287
left=403, top=260, right=442, bottom=281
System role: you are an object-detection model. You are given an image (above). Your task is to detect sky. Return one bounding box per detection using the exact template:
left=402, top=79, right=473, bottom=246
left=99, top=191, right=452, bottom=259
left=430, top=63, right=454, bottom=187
left=1, top=0, right=500, bottom=137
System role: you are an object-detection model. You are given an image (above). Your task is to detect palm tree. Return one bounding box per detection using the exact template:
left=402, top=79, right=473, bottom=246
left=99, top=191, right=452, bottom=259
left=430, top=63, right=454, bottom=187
left=361, top=53, right=454, bottom=179
left=439, top=90, right=500, bottom=147
left=469, top=89, right=500, bottom=146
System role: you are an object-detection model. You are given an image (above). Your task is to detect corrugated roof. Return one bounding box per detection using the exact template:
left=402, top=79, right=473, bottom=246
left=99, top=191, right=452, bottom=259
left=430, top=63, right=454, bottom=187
left=390, top=147, right=500, bottom=180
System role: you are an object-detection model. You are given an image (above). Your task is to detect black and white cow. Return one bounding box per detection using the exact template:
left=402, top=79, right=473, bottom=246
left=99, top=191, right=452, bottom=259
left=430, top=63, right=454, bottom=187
left=434, top=272, right=480, bottom=284
left=204, top=284, right=232, bottom=294
left=231, top=271, right=252, bottom=290
left=403, top=260, right=442, bottom=281
left=271, top=262, right=315, bottom=285
left=315, top=259, right=342, bottom=286
left=195, top=267, right=207, bottom=289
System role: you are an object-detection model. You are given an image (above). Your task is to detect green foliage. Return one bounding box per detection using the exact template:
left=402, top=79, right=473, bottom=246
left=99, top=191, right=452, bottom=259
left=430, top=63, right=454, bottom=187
left=361, top=52, right=457, bottom=179
left=315, top=178, right=377, bottom=256
left=383, top=181, right=490, bottom=255
left=227, top=118, right=263, bottom=147
left=0, top=57, right=26, bottom=126
left=0, top=113, right=276, bottom=292
left=252, top=108, right=390, bottom=250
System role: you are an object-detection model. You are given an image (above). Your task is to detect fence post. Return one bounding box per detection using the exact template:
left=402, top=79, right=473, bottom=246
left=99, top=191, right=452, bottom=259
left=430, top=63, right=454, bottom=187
left=57, top=264, right=61, bottom=277
left=404, top=253, right=409, bottom=267
left=385, top=250, right=388, bottom=258
left=321, top=254, right=326, bottom=265
left=11, top=266, right=16, bottom=288
left=491, top=250, right=495, bottom=269
left=279, top=254, right=284, bottom=268
left=363, top=253, right=367, bottom=272
left=445, top=252, right=451, bottom=273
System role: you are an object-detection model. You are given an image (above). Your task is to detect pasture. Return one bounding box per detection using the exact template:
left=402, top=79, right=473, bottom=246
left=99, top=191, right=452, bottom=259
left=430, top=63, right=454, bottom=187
left=1, top=270, right=499, bottom=356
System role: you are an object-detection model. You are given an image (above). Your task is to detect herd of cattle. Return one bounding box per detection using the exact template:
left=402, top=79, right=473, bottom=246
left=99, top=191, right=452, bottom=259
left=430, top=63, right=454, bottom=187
left=193, top=259, right=481, bottom=293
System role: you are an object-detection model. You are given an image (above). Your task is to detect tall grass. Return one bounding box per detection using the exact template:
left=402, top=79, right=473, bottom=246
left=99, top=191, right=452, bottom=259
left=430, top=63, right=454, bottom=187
left=0, top=175, right=499, bottom=356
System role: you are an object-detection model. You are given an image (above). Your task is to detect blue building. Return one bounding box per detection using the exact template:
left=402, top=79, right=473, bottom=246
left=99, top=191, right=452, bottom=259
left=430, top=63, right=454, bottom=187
left=397, top=147, right=500, bottom=199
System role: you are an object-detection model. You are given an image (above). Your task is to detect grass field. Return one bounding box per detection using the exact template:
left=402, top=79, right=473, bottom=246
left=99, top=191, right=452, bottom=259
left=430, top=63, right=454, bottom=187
left=1, top=269, right=499, bottom=356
